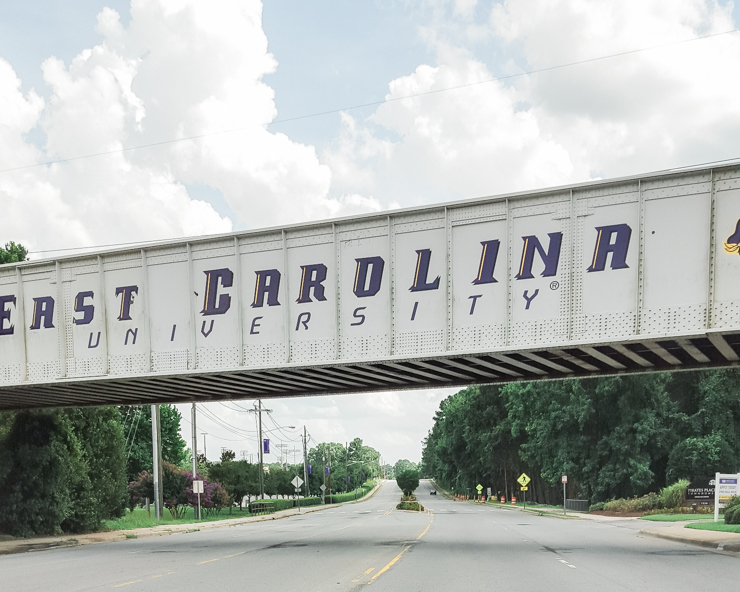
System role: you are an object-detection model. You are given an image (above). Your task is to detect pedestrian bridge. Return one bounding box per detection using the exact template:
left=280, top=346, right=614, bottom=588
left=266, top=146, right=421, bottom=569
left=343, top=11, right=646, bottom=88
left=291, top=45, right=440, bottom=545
left=2, top=163, right=740, bottom=410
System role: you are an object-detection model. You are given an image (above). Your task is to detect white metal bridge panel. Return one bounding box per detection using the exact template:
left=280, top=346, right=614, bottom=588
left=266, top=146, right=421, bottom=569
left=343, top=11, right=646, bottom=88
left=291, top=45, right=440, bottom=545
left=1, top=163, right=740, bottom=409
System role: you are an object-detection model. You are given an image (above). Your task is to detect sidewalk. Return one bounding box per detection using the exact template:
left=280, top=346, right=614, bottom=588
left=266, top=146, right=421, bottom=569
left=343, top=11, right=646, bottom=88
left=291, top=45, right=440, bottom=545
left=641, top=522, right=740, bottom=553
left=0, top=481, right=385, bottom=556
left=494, top=501, right=740, bottom=551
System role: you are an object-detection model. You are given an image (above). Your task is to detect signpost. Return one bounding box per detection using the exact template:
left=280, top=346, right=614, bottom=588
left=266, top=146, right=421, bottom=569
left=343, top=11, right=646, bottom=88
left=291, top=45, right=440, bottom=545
left=476, top=484, right=483, bottom=498
left=562, top=475, right=567, bottom=515
left=292, top=476, right=304, bottom=512
left=517, top=473, right=531, bottom=509
left=320, top=483, right=327, bottom=505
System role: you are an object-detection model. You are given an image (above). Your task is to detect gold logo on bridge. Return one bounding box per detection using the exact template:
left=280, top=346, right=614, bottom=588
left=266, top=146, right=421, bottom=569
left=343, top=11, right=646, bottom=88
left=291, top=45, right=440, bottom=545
left=724, top=219, right=740, bottom=257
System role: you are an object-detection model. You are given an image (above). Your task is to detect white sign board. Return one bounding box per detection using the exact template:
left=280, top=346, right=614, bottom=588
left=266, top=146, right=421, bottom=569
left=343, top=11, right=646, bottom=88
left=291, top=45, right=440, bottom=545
left=192, top=480, right=204, bottom=494
left=291, top=476, right=304, bottom=488
left=2, top=165, right=740, bottom=408
left=713, top=472, right=740, bottom=521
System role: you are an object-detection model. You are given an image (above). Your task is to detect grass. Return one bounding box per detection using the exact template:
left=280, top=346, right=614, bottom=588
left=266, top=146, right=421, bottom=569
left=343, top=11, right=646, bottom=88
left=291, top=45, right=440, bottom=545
left=104, top=506, right=254, bottom=531
left=686, top=521, right=740, bottom=533
left=641, top=514, right=715, bottom=522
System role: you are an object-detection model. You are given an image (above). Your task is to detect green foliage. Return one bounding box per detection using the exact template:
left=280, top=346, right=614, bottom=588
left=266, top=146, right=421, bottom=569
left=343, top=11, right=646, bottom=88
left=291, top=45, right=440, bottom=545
left=666, top=435, right=734, bottom=482
left=306, top=439, right=381, bottom=495
left=603, top=493, right=661, bottom=513
left=658, top=479, right=689, bottom=510
left=0, top=241, right=28, bottom=264
left=394, top=459, right=417, bottom=476
left=396, top=501, right=424, bottom=511
left=422, top=369, right=740, bottom=504
left=396, top=469, right=420, bottom=497
left=0, top=407, right=128, bottom=537
left=162, top=462, right=189, bottom=519
left=209, top=460, right=259, bottom=510
left=723, top=495, right=740, bottom=525
left=220, top=449, right=236, bottom=462
left=589, top=502, right=605, bottom=512
left=120, top=405, right=187, bottom=485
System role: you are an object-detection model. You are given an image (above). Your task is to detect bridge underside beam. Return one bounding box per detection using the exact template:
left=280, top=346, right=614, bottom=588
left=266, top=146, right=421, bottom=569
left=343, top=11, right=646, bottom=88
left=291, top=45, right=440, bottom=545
left=1, top=331, right=739, bottom=410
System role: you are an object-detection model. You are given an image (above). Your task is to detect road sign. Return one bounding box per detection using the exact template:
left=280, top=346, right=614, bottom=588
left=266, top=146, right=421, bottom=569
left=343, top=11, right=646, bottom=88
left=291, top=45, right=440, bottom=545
left=517, top=473, right=531, bottom=487
left=562, top=475, right=567, bottom=484
left=520, top=486, right=528, bottom=491
left=476, top=484, right=483, bottom=493
left=487, top=487, right=492, bottom=497
left=291, top=476, right=304, bottom=488
left=192, top=480, right=204, bottom=494
left=320, top=484, right=327, bottom=492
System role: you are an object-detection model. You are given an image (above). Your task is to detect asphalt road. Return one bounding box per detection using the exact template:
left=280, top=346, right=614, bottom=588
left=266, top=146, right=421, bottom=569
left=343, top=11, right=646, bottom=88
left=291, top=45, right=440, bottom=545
left=2, top=480, right=739, bottom=591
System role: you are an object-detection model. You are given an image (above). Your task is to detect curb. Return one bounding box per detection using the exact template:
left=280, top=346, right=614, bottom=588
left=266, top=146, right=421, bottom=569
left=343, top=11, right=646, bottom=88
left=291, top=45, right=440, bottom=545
left=0, top=481, right=386, bottom=556
left=640, top=527, right=740, bottom=553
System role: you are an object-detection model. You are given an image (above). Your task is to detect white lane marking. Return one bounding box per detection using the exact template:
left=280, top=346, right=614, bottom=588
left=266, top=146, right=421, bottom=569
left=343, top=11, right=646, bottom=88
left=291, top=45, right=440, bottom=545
left=556, top=557, right=577, bottom=569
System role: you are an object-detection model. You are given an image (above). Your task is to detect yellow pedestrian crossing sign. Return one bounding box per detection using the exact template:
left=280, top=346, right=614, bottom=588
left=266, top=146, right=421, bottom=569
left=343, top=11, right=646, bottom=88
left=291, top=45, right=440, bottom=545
left=476, top=484, right=483, bottom=493
left=517, top=473, right=531, bottom=487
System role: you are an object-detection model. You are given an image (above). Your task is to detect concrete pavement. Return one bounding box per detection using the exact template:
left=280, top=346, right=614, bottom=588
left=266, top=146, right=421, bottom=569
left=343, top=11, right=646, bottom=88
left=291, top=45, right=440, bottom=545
left=2, top=479, right=739, bottom=592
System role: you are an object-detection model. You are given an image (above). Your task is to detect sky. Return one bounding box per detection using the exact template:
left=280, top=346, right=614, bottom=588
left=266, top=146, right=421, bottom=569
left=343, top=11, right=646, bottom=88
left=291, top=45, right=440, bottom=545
left=2, top=0, right=740, bottom=463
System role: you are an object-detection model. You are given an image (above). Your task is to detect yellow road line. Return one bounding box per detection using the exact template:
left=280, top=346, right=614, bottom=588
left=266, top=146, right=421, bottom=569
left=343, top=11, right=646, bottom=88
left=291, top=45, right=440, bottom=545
left=150, top=572, right=173, bottom=579
left=224, top=551, right=246, bottom=559
left=417, top=524, right=431, bottom=539
left=198, top=558, right=220, bottom=565
left=112, top=580, right=142, bottom=588
left=369, top=546, right=410, bottom=583
left=364, top=568, right=375, bottom=574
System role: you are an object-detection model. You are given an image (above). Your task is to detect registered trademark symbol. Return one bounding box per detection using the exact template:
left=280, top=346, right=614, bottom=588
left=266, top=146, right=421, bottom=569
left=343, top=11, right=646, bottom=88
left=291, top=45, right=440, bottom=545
left=550, top=281, right=560, bottom=290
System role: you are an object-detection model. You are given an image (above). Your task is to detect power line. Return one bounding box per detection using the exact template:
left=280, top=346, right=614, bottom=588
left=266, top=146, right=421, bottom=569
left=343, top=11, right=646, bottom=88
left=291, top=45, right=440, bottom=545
left=3, top=27, right=738, bottom=178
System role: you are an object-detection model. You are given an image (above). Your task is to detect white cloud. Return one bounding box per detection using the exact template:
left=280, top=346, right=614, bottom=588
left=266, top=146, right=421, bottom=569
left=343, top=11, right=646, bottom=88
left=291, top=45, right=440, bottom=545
left=327, top=0, right=740, bottom=204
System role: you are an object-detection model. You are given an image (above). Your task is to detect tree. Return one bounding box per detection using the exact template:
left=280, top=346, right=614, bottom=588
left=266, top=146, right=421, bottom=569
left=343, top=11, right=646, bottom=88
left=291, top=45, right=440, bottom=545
left=0, top=241, right=27, bottom=264
left=0, top=410, right=91, bottom=536
left=67, top=407, right=128, bottom=520
left=121, top=405, right=187, bottom=484
left=396, top=470, right=420, bottom=497
left=220, top=448, right=236, bottom=462
left=209, top=460, right=254, bottom=511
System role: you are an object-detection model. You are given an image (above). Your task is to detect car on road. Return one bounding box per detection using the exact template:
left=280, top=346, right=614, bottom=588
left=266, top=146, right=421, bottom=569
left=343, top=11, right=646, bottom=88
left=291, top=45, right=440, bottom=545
left=430, top=490, right=437, bottom=495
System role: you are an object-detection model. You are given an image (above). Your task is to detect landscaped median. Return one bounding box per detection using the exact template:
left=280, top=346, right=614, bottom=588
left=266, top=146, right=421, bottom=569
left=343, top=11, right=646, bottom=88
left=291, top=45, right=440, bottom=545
left=0, top=480, right=384, bottom=556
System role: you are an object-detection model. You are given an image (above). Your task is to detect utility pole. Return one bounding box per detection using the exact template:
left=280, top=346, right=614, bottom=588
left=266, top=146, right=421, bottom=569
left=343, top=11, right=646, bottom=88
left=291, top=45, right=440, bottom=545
left=249, top=400, right=272, bottom=500
left=150, top=404, right=163, bottom=519
left=191, top=403, right=201, bottom=520
left=201, top=432, right=208, bottom=460
left=302, top=426, right=309, bottom=498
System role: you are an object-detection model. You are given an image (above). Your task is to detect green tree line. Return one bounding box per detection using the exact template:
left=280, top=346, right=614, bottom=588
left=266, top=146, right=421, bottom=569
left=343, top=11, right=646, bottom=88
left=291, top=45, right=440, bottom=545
left=421, top=369, right=740, bottom=504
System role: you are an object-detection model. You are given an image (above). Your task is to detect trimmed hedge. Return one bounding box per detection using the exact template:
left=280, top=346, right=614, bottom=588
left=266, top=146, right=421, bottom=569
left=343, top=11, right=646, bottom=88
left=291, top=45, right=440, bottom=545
left=397, top=501, right=424, bottom=511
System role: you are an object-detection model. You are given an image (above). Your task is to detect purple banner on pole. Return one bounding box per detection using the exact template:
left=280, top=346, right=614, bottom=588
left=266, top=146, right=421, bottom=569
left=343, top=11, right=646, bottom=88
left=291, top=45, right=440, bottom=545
left=325, top=466, right=330, bottom=475
left=347, top=476, right=350, bottom=483
left=308, top=464, right=312, bottom=475
left=263, top=439, right=270, bottom=454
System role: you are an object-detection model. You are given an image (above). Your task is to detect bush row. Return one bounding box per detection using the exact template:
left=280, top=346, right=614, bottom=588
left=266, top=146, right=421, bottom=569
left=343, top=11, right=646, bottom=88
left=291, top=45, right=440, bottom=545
left=589, top=480, right=690, bottom=513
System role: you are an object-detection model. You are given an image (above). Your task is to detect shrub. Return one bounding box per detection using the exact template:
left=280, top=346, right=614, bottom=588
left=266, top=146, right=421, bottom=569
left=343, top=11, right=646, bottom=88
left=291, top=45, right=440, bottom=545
left=659, top=479, right=689, bottom=510
left=603, top=492, right=660, bottom=513
left=396, top=501, right=424, bottom=511
left=589, top=502, right=605, bottom=512
left=724, top=496, right=740, bottom=525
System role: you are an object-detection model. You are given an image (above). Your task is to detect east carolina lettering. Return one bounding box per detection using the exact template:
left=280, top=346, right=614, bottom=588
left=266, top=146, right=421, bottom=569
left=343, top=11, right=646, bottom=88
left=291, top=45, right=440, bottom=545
left=0, top=295, right=16, bottom=335
left=296, top=264, right=328, bottom=303
left=587, top=224, right=631, bottom=272
left=516, top=233, right=562, bottom=280
left=115, top=286, right=138, bottom=321
left=354, top=257, right=384, bottom=297
left=0, top=222, right=634, bottom=340
left=202, top=268, right=233, bottom=315
left=410, top=249, right=440, bottom=292
left=73, top=291, right=95, bottom=325
left=252, top=270, right=281, bottom=307
left=30, top=296, right=55, bottom=330
left=473, top=240, right=500, bottom=285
